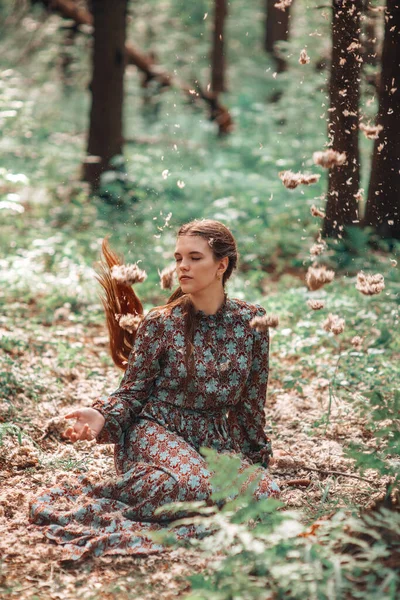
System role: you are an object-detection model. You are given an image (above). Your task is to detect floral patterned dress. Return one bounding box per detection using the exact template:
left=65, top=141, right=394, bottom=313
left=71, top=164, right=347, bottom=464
left=29, top=293, right=280, bottom=561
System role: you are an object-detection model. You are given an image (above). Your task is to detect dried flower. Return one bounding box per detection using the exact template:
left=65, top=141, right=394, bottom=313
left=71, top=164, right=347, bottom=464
left=310, top=242, right=326, bottom=256
left=115, top=313, right=144, bottom=334
left=111, top=264, right=147, bottom=286
left=351, top=335, right=363, bottom=350
left=323, top=313, right=345, bottom=335
left=307, top=299, right=325, bottom=310
left=356, top=271, right=385, bottom=296
left=310, top=205, right=326, bottom=218
left=279, top=170, right=321, bottom=189
left=158, top=264, right=176, bottom=290
left=306, top=265, right=335, bottom=291
left=274, top=0, right=292, bottom=10
left=347, top=41, right=361, bottom=52
left=313, top=149, right=347, bottom=169
left=359, top=123, right=383, bottom=139
left=250, top=314, right=279, bottom=331
left=299, top=49, right=310, bottom=65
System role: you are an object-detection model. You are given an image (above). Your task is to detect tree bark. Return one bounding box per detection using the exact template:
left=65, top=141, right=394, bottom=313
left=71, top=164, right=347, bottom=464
left=83, top=0, right=127, bottom=189
left=364, top=1, right=400, bottom=240
left=264, top=0, right=293, bottom=73
left=323, top=0, right=362, bottom=238
left=211, top=0, right=227, bottom=93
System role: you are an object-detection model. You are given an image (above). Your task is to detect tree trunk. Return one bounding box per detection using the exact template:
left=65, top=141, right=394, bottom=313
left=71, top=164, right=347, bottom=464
left=211, top=0, right=227, bottom=93
left=323, top=0, right=362, bottom=238
left=36, top=0, right=233, bottom=135
left=364, top=1, right=400, bottom=240
left=264, top=0, right=293, bottom=73
left=83, top=0, right=127, bottom=189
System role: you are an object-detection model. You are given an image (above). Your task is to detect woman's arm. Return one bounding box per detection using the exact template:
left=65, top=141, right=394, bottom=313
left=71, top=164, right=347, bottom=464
left=227, top=305, right=273, bottom=468
left=92, top=310, right=165, bottom=444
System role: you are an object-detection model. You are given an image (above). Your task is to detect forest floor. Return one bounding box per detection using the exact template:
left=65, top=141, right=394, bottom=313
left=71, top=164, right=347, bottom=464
left=1, top=1, right=399, bottom=596
left=0, top=287, right=392, bottom=600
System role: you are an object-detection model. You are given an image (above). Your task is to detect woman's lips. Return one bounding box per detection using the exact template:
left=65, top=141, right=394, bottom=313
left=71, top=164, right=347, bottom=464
left=180, top=276, right=192, bottom=281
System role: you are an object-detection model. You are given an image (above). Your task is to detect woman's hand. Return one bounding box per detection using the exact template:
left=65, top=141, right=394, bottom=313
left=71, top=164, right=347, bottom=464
left=63, top=408, right=106, bottom=443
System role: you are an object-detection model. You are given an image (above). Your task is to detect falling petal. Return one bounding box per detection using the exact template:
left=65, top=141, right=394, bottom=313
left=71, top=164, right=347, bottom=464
left=279, top=170, right=320, bottom=189
left=306, top=266, right=335, bottom=291
left=323, top=313, right=345, bottom=335
left=355, top=271, right=385, bottom=296
left=111, top=264, right=147, bottom=286
left=250, top=314, right=279, bottom=331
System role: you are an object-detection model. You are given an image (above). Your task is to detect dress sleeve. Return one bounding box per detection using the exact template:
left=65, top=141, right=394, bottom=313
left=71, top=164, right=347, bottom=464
left=92, top=311, right=165, bottom=444
left=227, top=306, right=273, bottom=468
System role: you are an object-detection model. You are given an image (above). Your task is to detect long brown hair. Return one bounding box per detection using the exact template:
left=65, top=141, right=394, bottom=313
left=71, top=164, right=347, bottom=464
left=95, top=220, right=239, bottom=374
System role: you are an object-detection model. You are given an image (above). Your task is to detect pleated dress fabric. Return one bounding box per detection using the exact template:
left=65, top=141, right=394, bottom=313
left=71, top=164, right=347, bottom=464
left=29, top=293, right=281, bottom=561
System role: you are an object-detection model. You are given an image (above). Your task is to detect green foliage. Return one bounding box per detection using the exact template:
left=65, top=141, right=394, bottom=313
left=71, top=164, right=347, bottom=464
left=98, top=155, right=144, bottom=206
left=345, top=389, right=400, bottom=488
left=0, top=422, right=24, bottom=446
left=39, top=455, right=91, bottom=472
left=149, top=449, right=400, bottom=600
left=0, top=354, right=46, bottom=404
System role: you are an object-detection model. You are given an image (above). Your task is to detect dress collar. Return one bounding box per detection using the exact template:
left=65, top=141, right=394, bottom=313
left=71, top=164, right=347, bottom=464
left=192, top=292, right=228, bottom=322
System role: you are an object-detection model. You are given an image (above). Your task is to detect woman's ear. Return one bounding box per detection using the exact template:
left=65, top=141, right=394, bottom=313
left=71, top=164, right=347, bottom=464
left=220, top=256, right=229, bottom=274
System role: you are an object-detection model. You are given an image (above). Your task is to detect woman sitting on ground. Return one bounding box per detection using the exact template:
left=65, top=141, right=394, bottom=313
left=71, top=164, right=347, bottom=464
left=29, top=219, right=282, bottom=562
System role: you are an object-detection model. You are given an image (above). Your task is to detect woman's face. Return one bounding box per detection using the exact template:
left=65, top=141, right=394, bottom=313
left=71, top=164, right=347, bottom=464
left=174, top=235, right=227, bottom=293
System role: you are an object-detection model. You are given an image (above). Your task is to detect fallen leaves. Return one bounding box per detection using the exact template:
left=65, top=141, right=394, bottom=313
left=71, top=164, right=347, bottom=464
left=2, top=441, right=39, bottom=469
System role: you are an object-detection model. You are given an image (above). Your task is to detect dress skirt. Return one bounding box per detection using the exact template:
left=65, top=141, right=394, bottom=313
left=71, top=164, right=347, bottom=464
left=28, top=405, right=281, bottom=562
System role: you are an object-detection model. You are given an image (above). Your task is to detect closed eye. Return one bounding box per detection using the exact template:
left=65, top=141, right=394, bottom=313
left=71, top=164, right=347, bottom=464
left=175, top=257, right=201, bottom=262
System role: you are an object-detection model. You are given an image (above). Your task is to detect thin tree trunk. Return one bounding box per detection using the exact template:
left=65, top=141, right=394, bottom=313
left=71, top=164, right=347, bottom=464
left=264, top=0, right=293, bottom=73
left=83, top=0, right=127, bottom=189
left=364, top=1, right=400, bottom=240
left=211, top=0, right=227, bottom=93
left=323, top=0, right=362, bottom=238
